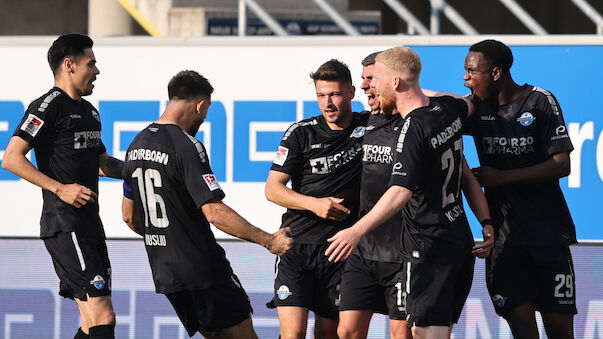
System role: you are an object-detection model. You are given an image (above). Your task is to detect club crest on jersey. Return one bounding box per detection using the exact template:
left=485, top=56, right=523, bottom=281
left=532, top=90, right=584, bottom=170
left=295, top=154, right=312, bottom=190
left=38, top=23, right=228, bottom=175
left=517, top=112, right=536, bottom=126
left=273, top=146, right=289, bottom=166
left=90, top=275, right=106, bottom=290
left=202, top=174, right=221, bottom=191
left=492, top=294, right=506, bottom=309
left=350, top=126, right=366, bottom=138
left=277, top=285, right=292, bottom=300
left=91, top=109, right=100, bottom=122
left=20, top=114, right=44, bottom=137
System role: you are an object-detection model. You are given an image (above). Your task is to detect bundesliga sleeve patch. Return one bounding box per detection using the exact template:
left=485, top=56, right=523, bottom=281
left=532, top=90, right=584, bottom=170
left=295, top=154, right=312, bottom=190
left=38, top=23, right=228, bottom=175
left=20, top=114, right=44, bottom=137
left=202, top=174, right=221, bottom=191
left=273, top=146, right=289, bottom=166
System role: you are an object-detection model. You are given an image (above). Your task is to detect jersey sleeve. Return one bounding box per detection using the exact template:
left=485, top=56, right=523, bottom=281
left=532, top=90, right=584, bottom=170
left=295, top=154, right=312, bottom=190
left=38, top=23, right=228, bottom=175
left=179, top=137, right=225, bottom=208
left=270, top=123, right=304, bottom=175
left=462, top=95, right=479, bottom=135
left=13, top=97, right=58, bottom=145
left=533, top=90, right=574, bottom=157
left=388, top=117, right=425, bottom=190
left=451, top=96, right=469, bottom=123
left=123, top=181, right=133, bottom=199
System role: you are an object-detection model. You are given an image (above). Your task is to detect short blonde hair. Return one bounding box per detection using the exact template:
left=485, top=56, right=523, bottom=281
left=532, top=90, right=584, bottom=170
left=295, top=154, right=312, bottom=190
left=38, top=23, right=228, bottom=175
left=375, top=46, right=422, bottom=82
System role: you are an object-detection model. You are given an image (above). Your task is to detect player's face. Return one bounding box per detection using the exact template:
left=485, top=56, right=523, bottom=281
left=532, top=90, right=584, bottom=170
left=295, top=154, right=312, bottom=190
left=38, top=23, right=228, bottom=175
left=315, top=80, right=355, bottom=129
left=371, top=62, right=396, bottom=112
left=71, top=48, right=99, bottom=97
left=464, top=51, right=494, bottom=101
left=361, top=64, right=379, bottom=112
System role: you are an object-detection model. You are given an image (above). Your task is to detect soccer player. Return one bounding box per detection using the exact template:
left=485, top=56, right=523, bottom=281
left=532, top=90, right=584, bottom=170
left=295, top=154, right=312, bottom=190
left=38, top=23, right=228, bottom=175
left=463, top=39, right=577, bottom=339
left=2, top=34, right=124, bottom=339
left=325, top=46, right=494, bottom=339
left=336, top=51, right=412, bottom=339
left=121, top=70, right=292, bottom=339
left=265, top=59, right=367, bottom=339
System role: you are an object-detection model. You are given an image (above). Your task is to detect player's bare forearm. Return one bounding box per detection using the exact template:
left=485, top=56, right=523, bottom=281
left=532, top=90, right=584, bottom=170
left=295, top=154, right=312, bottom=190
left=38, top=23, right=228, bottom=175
left=353, top=185, right=411, bottom=235
left=472, top=152, right=570, bottom=187
left=2, top=136, right=61, bottom=194
left=99, top=152, right=125, bottom=179
left=265, top=170, right=350, bottom=221
left=2, top=136, right=96, bottom=207
left=461, top=158, right=491, bottom=222
left=122, top=197, right=143, bottom=236
left=325, top=186, right=411, bottom=262
left=265, top=170, right=315, bottom=211
left=202, top=201, right=292, bottom=254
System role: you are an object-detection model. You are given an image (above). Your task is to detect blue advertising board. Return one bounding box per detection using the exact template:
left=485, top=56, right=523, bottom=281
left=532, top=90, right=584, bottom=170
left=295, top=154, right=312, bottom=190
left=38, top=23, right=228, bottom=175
left=1, top=45, right=598, bottom=239
left=0, top=239, right=602, bottom=339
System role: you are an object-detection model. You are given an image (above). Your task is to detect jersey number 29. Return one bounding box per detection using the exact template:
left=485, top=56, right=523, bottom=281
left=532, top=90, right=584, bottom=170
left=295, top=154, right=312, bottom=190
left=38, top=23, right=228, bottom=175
left=132, top=168, right=169, bottom=228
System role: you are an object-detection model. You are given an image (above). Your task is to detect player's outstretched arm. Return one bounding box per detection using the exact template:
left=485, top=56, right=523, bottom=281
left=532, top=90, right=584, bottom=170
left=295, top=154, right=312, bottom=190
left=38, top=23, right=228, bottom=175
left=461, top=158, right=494, bottom=258
left=99, top=152, right=125, bottom=179
left=472, top=152, right=570, bottom=188
left=122, top=196, right=143, bottom=236
left=325, top=185, right=412, bottom=262
left=202, top=198, right=293, bottom=255
left=421, top=88, right=475, bottom=117
left=265, top=170, right=350, bottom=221
left=2, top=136, right=96, bottom=208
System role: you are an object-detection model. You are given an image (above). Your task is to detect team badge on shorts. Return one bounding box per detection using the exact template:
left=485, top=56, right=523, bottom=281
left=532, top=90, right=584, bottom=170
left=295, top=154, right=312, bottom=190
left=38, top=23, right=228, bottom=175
left=492, top=294, right=507, bottom=309
left=277, top=285, right=292, bottom=300
left=90, top=275, right=106, bottom=290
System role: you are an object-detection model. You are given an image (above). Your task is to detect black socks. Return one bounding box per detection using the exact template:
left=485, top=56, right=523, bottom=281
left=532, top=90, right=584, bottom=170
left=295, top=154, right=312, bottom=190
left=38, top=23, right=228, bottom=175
left=89, top=324, right=115, bottom=339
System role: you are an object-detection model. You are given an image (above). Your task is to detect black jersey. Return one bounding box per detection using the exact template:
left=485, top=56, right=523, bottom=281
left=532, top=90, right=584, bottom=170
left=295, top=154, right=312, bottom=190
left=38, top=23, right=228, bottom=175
left=270, top=112, right=368, bottom=244
left=124, top=123, right=232, bottom=294
left=357, top=113, right=405, bottom=263
left=467, top=85, right=576, bottom=246
left=389, top=96, right=474, bottom=263
left=13, top=87, right=106, bottom=238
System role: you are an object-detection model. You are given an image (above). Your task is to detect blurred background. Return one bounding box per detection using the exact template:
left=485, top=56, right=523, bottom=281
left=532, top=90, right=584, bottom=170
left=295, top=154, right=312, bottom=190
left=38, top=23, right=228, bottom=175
left=1, top=0, right=602, bottom=36
left=1, top=1, right=603, bottom=338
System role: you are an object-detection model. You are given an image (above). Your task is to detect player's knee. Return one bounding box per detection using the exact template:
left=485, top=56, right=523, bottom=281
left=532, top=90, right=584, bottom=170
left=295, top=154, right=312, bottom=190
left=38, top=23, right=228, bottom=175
left=314, top=326, right=337, bottom=339
left=280, top=330, right=306, bottom=339
left=337, top=325, right=362, bottom=339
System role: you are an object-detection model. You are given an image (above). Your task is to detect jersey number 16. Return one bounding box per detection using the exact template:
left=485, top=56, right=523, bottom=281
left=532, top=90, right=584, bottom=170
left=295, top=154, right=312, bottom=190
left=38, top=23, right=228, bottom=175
left=132, top=167, right=170, bottom=228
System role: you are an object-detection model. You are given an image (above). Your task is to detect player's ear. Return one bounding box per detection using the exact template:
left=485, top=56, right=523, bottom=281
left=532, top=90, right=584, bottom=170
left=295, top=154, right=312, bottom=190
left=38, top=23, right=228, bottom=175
left=492, top=66, right=502, bottom=81
left=392, top=76, right=401, bottom=91
left=63, top=57, right=75, bottom=75
left=195, top=98, right=205, bottom=114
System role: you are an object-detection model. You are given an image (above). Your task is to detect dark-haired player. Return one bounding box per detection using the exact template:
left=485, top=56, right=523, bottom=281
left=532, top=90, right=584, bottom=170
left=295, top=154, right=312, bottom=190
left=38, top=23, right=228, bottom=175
left=265, top=59, right=367, bottom=339
left=326, top=46, right=494, bottom=339
left=121, top=70, right=292, bottom=339
left=336, top=51, right=412, bottom=339
left=2, top=34, right=124, bottom=339
left=463, top=39, right=577, bottom=339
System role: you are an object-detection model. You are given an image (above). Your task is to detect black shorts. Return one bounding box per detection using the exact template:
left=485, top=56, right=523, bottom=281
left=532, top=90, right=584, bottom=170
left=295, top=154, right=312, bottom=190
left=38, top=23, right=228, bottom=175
left=43, top=231, right=111, bottom=301
left=486, top=245, right=577, bottom=316
left=339, top=253, right=407, bottom=320
left=166, top=274, right=253, bottom=337
left=406, top=251, right=474, bottom=327
left=267, top=242, right=344, bottom=319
